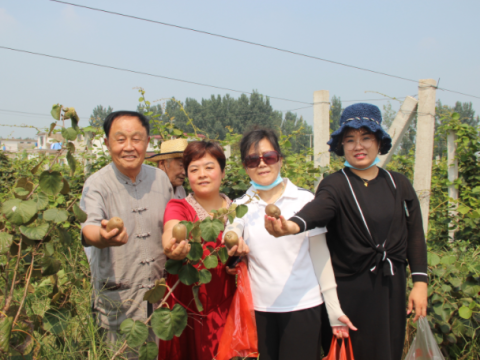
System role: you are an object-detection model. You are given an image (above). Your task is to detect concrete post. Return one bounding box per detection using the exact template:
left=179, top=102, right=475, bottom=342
left=313, top=90, right=330, bottom=169
left=447, top=131, right=458, bottom=242
left=378, top=96, right=418, bottom=167
left=224, top=145, right=231, bottom=159
left=413, top=79, right=437, bottom=235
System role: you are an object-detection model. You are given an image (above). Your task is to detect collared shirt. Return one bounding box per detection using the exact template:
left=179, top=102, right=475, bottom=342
left=173, top=185, right=187, bottom=199
left=232, top=178, right=327, bottom=312
left=80, top=163, right=173, bottom=329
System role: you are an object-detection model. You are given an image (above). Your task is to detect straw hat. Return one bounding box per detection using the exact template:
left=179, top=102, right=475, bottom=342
left=146, top=138, right=188, bottom=162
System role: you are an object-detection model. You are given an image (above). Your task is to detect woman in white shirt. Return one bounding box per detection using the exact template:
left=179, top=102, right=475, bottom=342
left=225, top=129, right=356, bottom=360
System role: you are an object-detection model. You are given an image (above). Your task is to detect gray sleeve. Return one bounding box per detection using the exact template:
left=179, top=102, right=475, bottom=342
left=80, top=179, right=107, bottom=246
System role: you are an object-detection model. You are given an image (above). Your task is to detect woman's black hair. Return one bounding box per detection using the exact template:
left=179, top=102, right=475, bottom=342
left=103, top=111, right=150, bottom=138
left=240, top=128, right=283, bottom=162
left=335, top=126, right=384, bottom=156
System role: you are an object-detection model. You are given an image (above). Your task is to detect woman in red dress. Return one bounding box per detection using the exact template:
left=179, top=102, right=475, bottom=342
left=158, top=141, right=249, bottom=360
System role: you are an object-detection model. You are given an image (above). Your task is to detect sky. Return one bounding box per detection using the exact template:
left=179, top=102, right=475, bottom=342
left=1, top=0, right=479, bottom=139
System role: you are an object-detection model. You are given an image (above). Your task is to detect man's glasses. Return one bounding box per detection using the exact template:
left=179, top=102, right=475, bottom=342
left=244, top=151, right=280, bottom=168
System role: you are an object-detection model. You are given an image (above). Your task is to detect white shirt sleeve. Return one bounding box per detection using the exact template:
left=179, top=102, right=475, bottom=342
left=309, top=233, right=345, bottom=327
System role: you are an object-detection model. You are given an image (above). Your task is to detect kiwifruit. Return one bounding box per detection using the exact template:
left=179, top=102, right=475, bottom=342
left=265, top=204, right=281, bottom=219
left=224, top=231, right=239, bottom=250
left=172, top=223, right=187, bottom=243
left=106, top=217, right=124, bottom=233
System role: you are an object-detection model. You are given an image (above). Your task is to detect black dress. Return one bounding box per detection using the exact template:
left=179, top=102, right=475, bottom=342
left=290, top=168, right=428, bottom=360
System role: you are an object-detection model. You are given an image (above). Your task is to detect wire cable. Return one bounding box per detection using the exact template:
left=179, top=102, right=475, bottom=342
left=47, top=0, right=480, bottom=100
left=0, top=45, right=312, bottom=105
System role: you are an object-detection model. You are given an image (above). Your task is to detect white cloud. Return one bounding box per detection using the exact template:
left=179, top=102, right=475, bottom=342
left=60, top=6, right=86, bottom=31
left=0, top=8, right=17, bottom=32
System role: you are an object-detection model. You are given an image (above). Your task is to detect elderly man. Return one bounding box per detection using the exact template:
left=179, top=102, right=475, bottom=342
left=146, top=138, right=188, bottom=199
left=80, top=110, right=173, bottom=356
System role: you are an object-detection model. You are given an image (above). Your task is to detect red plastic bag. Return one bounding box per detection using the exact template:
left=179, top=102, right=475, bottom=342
left=323, top=337, right=355, bottom=360
left=216, top=261, right=259, bottom=360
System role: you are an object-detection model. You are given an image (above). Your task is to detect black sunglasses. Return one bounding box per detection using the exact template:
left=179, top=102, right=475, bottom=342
left=244, top=151, right=280, bottom=168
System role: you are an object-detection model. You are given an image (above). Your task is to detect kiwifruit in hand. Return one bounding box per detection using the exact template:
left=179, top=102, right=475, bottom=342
left=106, top=217, right=124, bottom=233
left=265, top=204, right=281, bottom=219
left=224, top=231, right=239, bottom=250
left=172, top=223, right=187, bottom=243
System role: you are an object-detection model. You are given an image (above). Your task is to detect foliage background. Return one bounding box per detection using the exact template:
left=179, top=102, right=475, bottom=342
left=1, top=94, right=480, bottom=359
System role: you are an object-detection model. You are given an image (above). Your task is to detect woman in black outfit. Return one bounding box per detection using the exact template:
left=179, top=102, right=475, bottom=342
left=265, top=103, right=428, bottom=360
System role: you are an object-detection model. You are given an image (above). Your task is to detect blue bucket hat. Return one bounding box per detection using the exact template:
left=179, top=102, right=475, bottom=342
left=327, top=103, right=392, bottom=156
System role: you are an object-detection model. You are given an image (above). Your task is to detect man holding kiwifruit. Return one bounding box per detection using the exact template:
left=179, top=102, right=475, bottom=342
left=80, top=110, right=173, bottom=358
left=146, top=138, right=188, bottom=199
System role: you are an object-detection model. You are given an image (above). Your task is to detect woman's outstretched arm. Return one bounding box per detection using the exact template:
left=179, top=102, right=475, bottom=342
left=309, top=233, right=357, bottom=338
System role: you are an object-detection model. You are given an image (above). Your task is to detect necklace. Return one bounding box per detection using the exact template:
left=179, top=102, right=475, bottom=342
left=361, top=178, right=372, bottom=187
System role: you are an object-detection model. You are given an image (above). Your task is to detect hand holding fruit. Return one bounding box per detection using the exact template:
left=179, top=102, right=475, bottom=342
left=223, top=231, right=250, bottom=257
left=264, top=204, right=301, bottom=237
left=100, top=217, right=128, bottom=247
left=165, top=223, right=191, bottom=261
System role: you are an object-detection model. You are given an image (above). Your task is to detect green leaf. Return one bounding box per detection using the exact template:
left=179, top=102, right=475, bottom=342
left=458, top=205, right=471, bottom=215
left=0, top=316, right=13, bottom=352
left=227, top=213, right=235, bottom=224
left=66, top=142, right=75, bottom=153
left=198, top=269, right=212, bottom=285
left=51, top=104, right=61, bottom=120
left=469, top=301, right=477, bottom=310
left=31, top=192, right=49, bottom=211
left=187, top=242, right=203, bottom=262
left=235, top=204, right=248, bottom=218
left=43, top=208, right=69, bottom=224
left=42, top=256, right=61, bottom=276
left=451, top=112, right=460, bottom=121
left=459, top=306, right=473, bottom=319
left=0, top=233, right=13, bottom=255
left=45, top=242, right=54, bottom=256
left=143, top=278, right=167, bottom=304
left=452, top=319, right=466, bottom=337
left=47, top=123, right=56, bottom=139
left=427, top=252, right=441, bottom=266
left=217, top=247, right=229, bottom=264
left=61, top=127, right=77, bottom=141
left=60, top=178, right=70, bottom=195
left=138, top=97, right=144, bottom=102
left=178, top=263, right=199, bottom=285
left=1, top=199, right=37, bottom=225
left=203, top=255, right=218, bottom=269
left=151, top=304, right=187, bottom=341
left=199, top=218, right=224, bottom=242
left=165, top=259, right=183, bottom=275
left=192, top=285, right=204, bottom=312
left=66, top=151, right=76, bottom=176
left=43, top=308, right=70, bottom=335
left=139, top=342, right=159, bottom=360
left=120, top=319, right=149, bottom=348
left=19, top=223, right=49, bottom=240
left=449, top=277, right=462, bottom=288
left=73, top=203, right=87, bottom=223
left=434, top=332, right=443, bottom=345
left=57, top=228, right=72, bottom=244
left=39, top=171, right=64, bottom=196
left=441, top=255, right=456, bottom=265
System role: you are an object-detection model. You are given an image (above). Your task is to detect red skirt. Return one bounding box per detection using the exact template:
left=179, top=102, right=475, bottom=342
left=158, top=256, right=236, bottom=360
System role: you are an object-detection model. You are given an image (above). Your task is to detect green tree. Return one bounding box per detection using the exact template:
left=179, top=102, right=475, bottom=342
left=281, top=112, right=312, bottom=153
left=434, top=100, right=479, bottom=158
left=166, top=91, right=283, bottom=140
left=330, top=95, right=342, bottom=132
left=89, top=105, right=113, bottom=128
